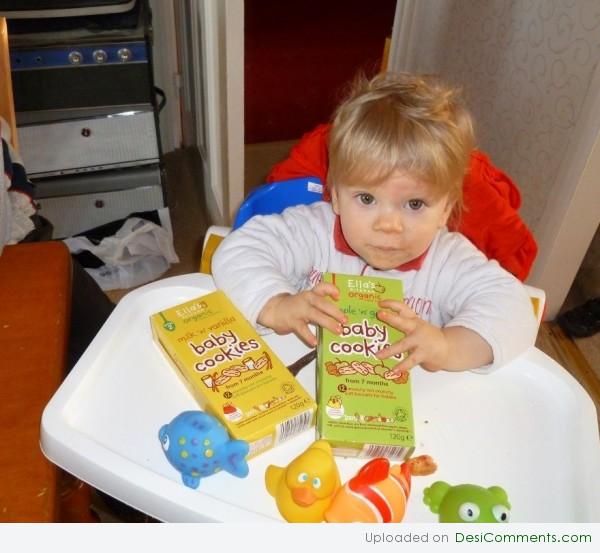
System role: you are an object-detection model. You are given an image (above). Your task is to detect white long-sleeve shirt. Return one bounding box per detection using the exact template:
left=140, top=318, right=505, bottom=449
left=213, top=202, right=538, bottom=371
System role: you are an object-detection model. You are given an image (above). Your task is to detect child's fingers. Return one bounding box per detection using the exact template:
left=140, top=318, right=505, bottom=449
left=311, top=295, right=347, bottom=325
left=376, top=339, right=404, bottom=360
left=375, top=333, right=418, bottom=362
left=387, top=344, right=443, bottom=374
left=388, top=344, right=430, bottom=373
left=390, top=355, right=441, bottom=374
left=379, top=299, right=416, bottom=317
left=313, top=281, right=340, bottom=300
left=376, top=308, right=418, bottom=334
left=293, top=323, right=318, bottom=347
left=308, top=306, right=344, bottom=335
left=388, top=355, right=417, bottom=374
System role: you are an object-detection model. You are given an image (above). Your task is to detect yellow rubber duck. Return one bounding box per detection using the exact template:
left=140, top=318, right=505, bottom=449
left=265, top=440, right=341, bottom=522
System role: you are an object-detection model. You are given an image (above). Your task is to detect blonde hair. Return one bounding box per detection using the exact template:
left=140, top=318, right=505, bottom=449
left=328, top=73, right=475, bottom=208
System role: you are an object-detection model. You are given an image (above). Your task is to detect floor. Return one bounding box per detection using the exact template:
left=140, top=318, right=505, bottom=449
left=98, top=143, right=600, bottom=520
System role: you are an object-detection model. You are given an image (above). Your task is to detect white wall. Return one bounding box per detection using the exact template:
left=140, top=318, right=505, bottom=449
left=178, top=0, right=244, bottom=226
left=223, top=0, right=245, bottom=223
left=391, top=0, right=600, bottom=318
left=149, top=0, right=182, bottom=154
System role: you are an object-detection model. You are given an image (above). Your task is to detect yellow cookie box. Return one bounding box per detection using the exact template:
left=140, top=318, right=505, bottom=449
left=150, top=290, right=316, bottom=458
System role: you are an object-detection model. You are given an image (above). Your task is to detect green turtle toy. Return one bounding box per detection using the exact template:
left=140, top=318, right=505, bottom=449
left=423, top=481, right=510, bottom=522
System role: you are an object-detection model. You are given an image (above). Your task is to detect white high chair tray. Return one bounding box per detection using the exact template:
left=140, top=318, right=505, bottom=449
left=41, top=273, right=600, bottom=522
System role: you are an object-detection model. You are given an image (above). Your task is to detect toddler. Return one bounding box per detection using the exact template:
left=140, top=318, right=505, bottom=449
left=213, top=73, right=537, bottom=373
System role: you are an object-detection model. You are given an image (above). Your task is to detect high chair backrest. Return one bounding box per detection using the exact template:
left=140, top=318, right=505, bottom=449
left=232, top=177, right=324, bottom=230
left=200, top=177, right=323, bottom=273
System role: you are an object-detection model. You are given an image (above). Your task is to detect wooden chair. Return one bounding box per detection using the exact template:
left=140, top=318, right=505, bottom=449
left=0, top=17, right=97, bottom=522
left=0, top=242, right=99, bottom=522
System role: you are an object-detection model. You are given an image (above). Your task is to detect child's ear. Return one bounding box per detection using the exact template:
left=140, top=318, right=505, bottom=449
left=439, top=196, right=455, bottom=227
left=331, top=186, right=340, bottom=215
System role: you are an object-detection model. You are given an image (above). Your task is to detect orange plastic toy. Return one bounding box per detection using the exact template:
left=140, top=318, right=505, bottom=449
left=324, top=455, right=436, bottom=523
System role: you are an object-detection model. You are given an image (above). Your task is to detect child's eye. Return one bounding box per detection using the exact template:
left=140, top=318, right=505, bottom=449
left=406, top=199, right=425, bottom=210
left=357, top=193, right=375, bottom=205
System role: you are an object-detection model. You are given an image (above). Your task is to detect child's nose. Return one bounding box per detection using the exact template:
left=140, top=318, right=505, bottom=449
left=373, top=212, right=404, bottom=233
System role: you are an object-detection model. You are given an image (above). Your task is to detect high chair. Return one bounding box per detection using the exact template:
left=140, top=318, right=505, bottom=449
left=39, top=270, right=599, bottom=522
left=39, top=178, right=596, bottom=523
left=38, top=183, right=598, bottom=523
left=200, top=176, right=546, bottom=325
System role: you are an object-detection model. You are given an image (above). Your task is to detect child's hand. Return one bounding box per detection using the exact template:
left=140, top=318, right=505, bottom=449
left=375, top=299, right=449, bottom=373
left=375, top=299, right=494, bottom=372
left=258, top=282, right=347, bottom=347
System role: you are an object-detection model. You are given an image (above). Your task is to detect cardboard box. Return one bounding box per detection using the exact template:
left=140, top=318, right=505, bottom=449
left=317, top=273, right=415, bottom=459
left=151, top=290, right=316, bottom=458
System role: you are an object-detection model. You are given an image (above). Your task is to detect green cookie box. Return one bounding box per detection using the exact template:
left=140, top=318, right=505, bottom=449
left=316, top=273, right=415, bottom=459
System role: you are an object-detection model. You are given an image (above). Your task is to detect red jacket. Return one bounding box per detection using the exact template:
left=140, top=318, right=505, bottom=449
left=268, top=124, right=537, bottom=281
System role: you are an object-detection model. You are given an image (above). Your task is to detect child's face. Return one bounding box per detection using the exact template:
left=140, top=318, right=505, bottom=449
left=331, top=170, right=453, bottom=271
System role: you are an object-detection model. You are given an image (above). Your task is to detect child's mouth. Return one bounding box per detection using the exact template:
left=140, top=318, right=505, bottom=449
left=370, top=244, right=401, bottom=253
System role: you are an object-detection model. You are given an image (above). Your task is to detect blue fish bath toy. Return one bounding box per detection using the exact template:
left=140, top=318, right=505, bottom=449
left=159, top=411, right=250, bottom=488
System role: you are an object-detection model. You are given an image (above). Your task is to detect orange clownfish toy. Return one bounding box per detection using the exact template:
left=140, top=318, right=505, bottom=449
left=324, top=455, right=436, bottom=523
